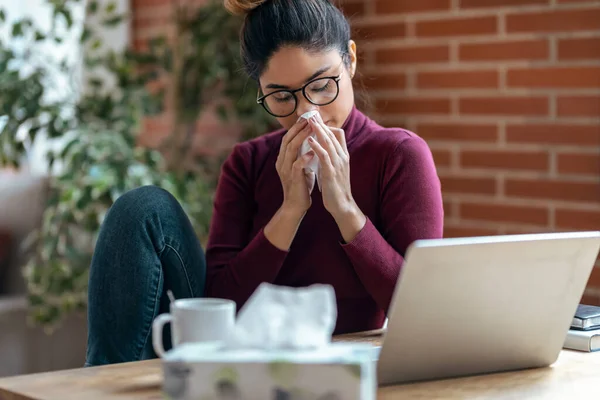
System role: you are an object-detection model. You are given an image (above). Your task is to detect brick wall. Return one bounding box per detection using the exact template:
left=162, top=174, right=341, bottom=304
left=339, top=0, right=600, bottom=304
left=131, top=0, right=600, bottom=303
left=131, top=0, right=241, bottom=155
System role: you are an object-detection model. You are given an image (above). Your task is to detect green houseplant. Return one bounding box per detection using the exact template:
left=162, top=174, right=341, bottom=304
left=0, top=0, right=274, bottom=330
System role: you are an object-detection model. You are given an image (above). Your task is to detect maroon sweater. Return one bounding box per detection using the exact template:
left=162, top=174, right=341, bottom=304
left=205, top=106, right=444, bottom=334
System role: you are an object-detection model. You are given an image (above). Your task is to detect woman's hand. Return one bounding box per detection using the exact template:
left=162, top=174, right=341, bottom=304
left=264, top=118, right=317, bottom=251
left=307, top=115, right=366, bottom=243
left=276, top=118, right=316, bottom=217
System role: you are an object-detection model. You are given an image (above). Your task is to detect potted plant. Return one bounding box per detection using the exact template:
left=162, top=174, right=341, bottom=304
left=0, top=0, right=274, bottom=330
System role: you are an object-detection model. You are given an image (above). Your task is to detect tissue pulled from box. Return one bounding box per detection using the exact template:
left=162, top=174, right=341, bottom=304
left=226, top=283, right=337, bottom=350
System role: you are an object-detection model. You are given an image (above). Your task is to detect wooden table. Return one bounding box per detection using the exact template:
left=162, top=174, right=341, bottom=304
left=0, top=331, right=599, bottom=400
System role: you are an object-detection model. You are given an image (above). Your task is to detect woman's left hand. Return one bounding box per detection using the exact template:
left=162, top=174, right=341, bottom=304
left=307, top=115, right=366, bottom=242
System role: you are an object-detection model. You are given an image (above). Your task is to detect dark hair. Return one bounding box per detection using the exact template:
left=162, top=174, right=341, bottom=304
left=225, top=0, right=352, bottom=81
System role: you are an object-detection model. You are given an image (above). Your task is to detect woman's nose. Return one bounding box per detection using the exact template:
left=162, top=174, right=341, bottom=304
left=295, top=98, right=319, bottom=120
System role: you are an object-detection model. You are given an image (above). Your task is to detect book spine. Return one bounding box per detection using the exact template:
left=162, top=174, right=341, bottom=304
left=564, top=332, right=592, bottom=352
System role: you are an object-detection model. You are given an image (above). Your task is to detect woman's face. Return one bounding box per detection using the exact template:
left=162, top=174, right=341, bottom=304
left=258, top=41, right=358, bottom=131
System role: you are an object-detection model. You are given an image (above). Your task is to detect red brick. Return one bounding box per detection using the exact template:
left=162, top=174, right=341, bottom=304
left=587, top=267, right=600, bottom=289
left=505, top=179, right=600, bottom=203
left=432, top=148, right=453, bottom=167
left=460, top=202, right=549, bottom=225
left=503, top=227, right=550, bottom=235
left=132, top=0, right=169, bottom=6
left=139, top=128, right=169, bottom=148
left=142, top=115, right=171, bottom=133
left=366, top=73, right=407, bottom=89
left=416, top=16, right=497, bottom=37
left=506, top=8, right=600, bottom=33
left=417, top=70, right=498, bottom=89
left=558, top=0, right=600, bottom=3
left=338, top=0, right=365, bottom=16
left=443, top=199, right=456, bottom=218
left=558, top=37, right=600, bottom=61
left=440, top=175, right=497, bottom=195
left=461, top=0, right=548, bottom=7
left=376, top=98, right=452, bottom=115
left=459, top=39, right=549, bottom=61
left=375, top=0, right=451, bottom=14
left=460, top=150, right=549, bottom=171
left=380, top=118, right=412, bottom=130
left=580, top=293, right=600, bottom=307
left=460, top=96, right=548, bottom=116
left=557, top=96, right=600, bottom=117
left=357, top=22, right=407, bottom=40
left=556, top=209, right=600, bottom=230
left=506, top=124, right=600, bottom=147
left=375, top=45, right=450, bottom=65
left=133, top=38, right=148, bottom=52
left=507, top=67, right=600, bottom=89
left=417, top=123, right=498, bottom=142
left=132, top=9, right=172, bottom=30
left=557, top=153, right=600, bottom=176
left=444, top=225, right=499, bottom=238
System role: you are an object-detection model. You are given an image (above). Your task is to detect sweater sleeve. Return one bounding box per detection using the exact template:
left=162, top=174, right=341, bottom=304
left=341, top=135, right=444, bottom=313
left=204, top=143, right=288, bottom=307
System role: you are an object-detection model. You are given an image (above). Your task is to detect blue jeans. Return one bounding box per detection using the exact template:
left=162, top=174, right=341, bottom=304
left=85, top=186, right=207, bottom=366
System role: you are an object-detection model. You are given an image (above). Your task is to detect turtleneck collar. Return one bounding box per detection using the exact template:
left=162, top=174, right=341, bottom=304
left=340, top=105, right=370, bottom=148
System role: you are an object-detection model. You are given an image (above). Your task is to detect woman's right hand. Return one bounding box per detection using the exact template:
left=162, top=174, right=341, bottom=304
left=275, top=118, right=316, bottom=216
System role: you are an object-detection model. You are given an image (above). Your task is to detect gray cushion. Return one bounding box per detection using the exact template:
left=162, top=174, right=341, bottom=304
left=0, top=173, right=49, bottom=295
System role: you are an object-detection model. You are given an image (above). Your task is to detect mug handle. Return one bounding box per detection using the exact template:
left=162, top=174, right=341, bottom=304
left=152, top=313, right=172, bottom=358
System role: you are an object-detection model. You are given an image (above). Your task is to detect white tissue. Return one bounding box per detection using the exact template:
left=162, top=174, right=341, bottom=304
left=226, top=283, right=337, bottom=351
left=298, top=110, right=321, bottom=192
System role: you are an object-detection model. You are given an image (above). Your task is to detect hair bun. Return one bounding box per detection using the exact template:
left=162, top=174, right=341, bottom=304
left=224, top=0, right=268, bottom=15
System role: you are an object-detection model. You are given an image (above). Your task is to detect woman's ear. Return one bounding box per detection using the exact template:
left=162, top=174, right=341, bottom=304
left=348, top=40, right=358, bottom=79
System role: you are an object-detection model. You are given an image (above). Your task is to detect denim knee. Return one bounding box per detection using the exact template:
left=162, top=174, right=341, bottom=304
left=107, top=185, right=180, bottom=224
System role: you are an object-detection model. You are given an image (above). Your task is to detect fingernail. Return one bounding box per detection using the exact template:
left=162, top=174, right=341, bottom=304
left=308, top=137, right=315, bottom=142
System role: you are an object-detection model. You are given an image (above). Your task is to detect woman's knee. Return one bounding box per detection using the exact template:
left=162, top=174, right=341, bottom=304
left=107, top=185, right=180, bottom=224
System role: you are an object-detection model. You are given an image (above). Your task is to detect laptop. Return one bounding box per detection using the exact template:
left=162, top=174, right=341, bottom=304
left=373, top=231, right=600, bottom=386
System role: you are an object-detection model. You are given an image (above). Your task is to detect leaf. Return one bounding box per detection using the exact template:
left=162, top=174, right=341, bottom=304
left=28, top=125, right=41, bottom=142
left=34, top=31, right=46, bottom=42
left=11, top=22, right=23, bottom=37
left=80, top=27, right=92, bottom=43
left=56, top=7, right=73, bottom=29
left=0, top=9, right=6, bottom=23
left=216, top=104, right=228, bottom=121
left=60, top=137, right=81, bottom=159
left=87, top=0, right=99, bottom=14
left=87, top=77, right=103, bottom=89
left=148, top=36, right=166, bottom=50
left=102, top=15, right=124, bottom=27
left=105, top=1, right=117, bottom=14
left=91, top=38, right=102, bottom=50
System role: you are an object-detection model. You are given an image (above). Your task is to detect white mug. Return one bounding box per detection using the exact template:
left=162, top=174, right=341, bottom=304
left=152, top=298, right=236, bottom=357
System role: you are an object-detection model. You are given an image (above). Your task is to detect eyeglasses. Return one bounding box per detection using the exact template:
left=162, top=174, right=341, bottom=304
left=257, top=69, right=344, bottom=118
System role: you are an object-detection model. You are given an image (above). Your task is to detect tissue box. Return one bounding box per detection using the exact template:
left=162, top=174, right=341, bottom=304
left=161, top=342, right=376, bottom=400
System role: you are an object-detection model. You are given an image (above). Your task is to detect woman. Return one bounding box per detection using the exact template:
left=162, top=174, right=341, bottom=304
left=85, top=0, right=444, bottom=366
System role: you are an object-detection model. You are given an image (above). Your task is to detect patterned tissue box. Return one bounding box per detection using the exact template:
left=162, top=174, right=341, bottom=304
left=161, top=342, right=377, bottom=400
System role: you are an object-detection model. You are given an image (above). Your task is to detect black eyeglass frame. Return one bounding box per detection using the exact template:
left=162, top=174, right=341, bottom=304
left=256, top=70, right=344, bottom=118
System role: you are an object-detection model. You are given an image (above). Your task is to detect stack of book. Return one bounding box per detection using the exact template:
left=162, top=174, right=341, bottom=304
left=564, top=304, right=600, bottom=352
